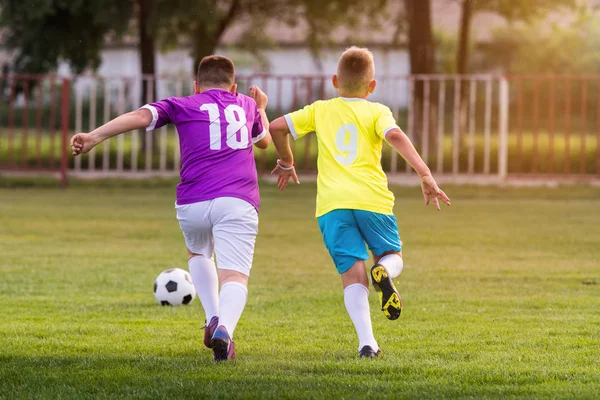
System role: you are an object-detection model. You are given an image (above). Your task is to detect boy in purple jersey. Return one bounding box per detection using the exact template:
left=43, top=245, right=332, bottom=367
left=71, top=56, right=271, bottom=362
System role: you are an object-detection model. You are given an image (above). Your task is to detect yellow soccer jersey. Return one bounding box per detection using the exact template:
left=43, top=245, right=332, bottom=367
left=284, top=97, right=398, bottom=217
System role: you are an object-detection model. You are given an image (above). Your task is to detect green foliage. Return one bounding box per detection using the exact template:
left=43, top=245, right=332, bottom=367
left=0, top=0, right=133, bottom=74
left=1, top=184, right=600, bottom=398
left=483, top=9, right=600, bottom=73
left=472, top=0, right=577, bottom=21
left=435, top=30, right=460, bottom=73
left=292, top=0, right=388, bottom=49
left=452, top=0, right=580, bottom=74
left=150, top=0, right=388, bottom=72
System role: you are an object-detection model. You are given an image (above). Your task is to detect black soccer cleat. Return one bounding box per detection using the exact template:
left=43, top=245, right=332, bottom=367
left=359, top=345, right=382, bottom=358
left=371, top=264, right=402, bottom=320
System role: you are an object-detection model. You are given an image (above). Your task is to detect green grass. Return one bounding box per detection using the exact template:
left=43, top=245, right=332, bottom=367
left=1, top=182, right=599, bottom=399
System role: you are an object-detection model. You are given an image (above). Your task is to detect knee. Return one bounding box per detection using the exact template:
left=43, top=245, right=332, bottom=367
left=187, top=249, right=207, bottom=260
left=341, top=260, right=368, bottom=288
left=373, top=251, right=402, bottom=264
left=218, top=269, right=249, bottom=287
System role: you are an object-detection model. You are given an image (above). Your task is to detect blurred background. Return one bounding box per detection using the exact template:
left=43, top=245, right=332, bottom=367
left=0, top=0, right=599, bottom=184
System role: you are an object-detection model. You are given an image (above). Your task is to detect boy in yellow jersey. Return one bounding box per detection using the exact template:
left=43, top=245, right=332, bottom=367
left=269, top=47, right=451, bottom=358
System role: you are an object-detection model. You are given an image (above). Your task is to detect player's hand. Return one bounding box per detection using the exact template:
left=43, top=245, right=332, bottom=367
left=420, top=174, right=451, bottom=211
left=249, top=86, right=268, bottom=109
left=271, top=160, right=300, bottom=190
left=70, top=133, right=97, bottom=156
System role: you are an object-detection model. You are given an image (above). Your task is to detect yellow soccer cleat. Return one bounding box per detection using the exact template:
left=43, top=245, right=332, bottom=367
left=370, top=265, right=402, bottom=320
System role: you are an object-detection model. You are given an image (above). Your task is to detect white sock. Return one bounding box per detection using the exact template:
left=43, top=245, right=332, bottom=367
left=344, top=283, right=378, bottom=351
left=378, top=254, right=404, bottom=279
left=188, top=256, right=219, bottom=323
left=218, top=281, right=248, bottom=339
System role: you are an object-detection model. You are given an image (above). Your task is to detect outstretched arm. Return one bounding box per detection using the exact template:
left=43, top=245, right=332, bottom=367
left=71, top=109, right=152, bottom=156
left=270, top=117, right=299, bottom=190
left=385, top=128, right=451, bottom=211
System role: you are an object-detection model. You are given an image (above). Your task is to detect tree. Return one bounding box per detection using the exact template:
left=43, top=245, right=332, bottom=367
left=151, top=0, right=385, bottom=75
left=139, top=0, right=157, bottom=105
left=455, top=0, right=577, bottom=74
left=404, top=0, right=436, bottom=76
left=150, top=0, right=263, bottom=75
left=0, top=0, right=132, bottom=74
left=456, top=0, right=473, bottom=75
left=403, top=0, right=436, bottom=151
left=483, top=8, right=600, bottom=74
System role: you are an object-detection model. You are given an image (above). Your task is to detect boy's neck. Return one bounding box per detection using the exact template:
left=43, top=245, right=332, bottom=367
left=337, top=90, right=369, bottom=100
left=199, top=87, right=229, bottom=94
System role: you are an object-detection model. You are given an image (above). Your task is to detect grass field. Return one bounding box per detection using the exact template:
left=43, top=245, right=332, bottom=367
left=1, top=181, right=599, bottom=399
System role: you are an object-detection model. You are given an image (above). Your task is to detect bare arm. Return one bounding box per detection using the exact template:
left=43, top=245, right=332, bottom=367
left=253, top=108, right=272, bottom=150
left=71, top=109, right=152, bottom=155
left=270, top=117, right=299, bottom=190
left=386, top=128, right=451, bottom=210
left=270, top=117, right=294, bottom=165
left=248, top=86, right=272, bottom=150
left=385, top=128, right=431, bottom=177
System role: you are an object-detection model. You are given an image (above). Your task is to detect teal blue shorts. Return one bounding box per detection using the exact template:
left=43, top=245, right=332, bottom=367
left=317, top=209, right=402, bottom=274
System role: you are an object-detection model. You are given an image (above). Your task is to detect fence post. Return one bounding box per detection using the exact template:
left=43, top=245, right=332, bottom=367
left=498, top=76, right=509, bottom=180
left=483, top=76, right=492, bottom=175
left=60, top=79, right=71, bottom=188
left=74, top=81, right=82, bottom=172
left=405, top=76, right=415, bottom=174
left=437, top=79, right=446, bottom=174
left=452, top=77, right=461, bottom=175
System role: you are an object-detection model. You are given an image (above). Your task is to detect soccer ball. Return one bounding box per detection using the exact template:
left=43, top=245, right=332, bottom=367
left=153, top=268, right=196, bottom=306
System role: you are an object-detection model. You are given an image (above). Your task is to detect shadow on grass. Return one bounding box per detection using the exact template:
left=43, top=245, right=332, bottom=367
left=1, top=354, right=598, bottom=399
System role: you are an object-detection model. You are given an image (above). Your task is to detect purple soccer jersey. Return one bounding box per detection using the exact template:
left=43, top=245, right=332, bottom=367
left=143, top=89, right=266, bottom=210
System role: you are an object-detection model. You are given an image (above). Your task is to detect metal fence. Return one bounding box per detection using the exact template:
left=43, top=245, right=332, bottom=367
left=0, top=74, right=70, bottom=186
left=1, top=73, right=599, bottom=184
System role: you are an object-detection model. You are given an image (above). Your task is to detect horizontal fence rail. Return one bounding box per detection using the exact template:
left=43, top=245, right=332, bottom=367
left=1, top=73, right=599, bottom=184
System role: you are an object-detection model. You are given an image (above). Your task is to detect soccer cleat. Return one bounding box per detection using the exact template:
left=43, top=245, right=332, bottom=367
left=359, top=345, right=382, bottom=358
left=371, top=264, right=403, bottom=320
left=203, top=316, right=219, bottom=348
left=210, top=325, right=236, bottom=361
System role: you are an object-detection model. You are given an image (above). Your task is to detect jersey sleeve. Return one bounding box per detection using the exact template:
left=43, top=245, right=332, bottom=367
left=375, top=105, right=400, bottom=139
left=140, top=98, right=176, bottom=131
left=284, top=102, right=316, bottom=140
left=251, top=107, right=267, bottom=144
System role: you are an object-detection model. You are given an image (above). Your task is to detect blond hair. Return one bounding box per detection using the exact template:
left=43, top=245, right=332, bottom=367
left=336, top=47, right=375, bottom=93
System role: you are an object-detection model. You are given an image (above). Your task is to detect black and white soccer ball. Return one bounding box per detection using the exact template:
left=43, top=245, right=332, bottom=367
left=153, top=268, right=196, bottom=306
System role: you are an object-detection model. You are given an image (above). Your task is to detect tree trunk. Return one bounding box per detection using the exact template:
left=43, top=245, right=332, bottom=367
left=191, top=34, right=218, bottom=76
left=457, top=0, right=474, bottom=162
left=138, top=0, right=157, bottom=157
left=405, top=0, right=435, bottom=76
left=190, top=0, right=240, bottom=76
left=457, top=0, right=473, bottom=75
left=404, top=0, right=435, bottom=151
left=139, top=0, right=156, bottom=105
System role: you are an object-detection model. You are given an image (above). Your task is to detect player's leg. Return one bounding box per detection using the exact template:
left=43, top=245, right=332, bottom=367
left=373, top=251, right=403, bottom=280
left=175, top=201, right=220, bottom=347
left=210, top=197, right=259, bottom=361
left=354, top=210, right=403, bottom=320
left=318, top=210, right=380, bottom=358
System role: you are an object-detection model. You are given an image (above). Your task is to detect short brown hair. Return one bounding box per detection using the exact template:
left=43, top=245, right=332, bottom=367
left=196, top=55, right=235, bottom=88
left=336, top=47, right=375, bottom=92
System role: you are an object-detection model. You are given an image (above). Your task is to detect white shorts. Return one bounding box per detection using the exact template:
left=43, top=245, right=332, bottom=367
left=175, top=197, right=259, bottom=276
